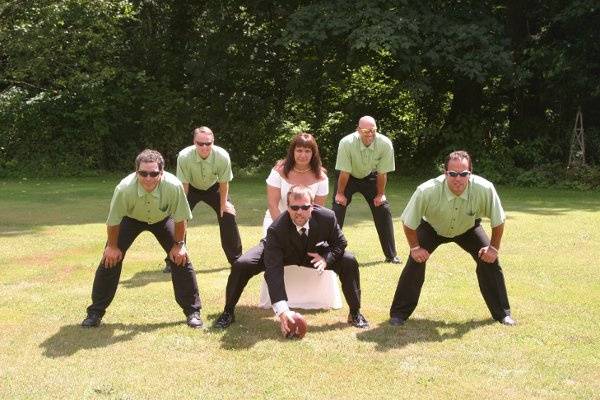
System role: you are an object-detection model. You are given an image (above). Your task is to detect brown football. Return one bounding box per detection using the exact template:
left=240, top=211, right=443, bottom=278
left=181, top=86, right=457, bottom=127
left=285, top=311, right=307, bottom=339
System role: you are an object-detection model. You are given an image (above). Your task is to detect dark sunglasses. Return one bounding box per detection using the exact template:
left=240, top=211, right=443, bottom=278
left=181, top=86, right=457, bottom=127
left=447, top=170, right=470, bottom=178
left=195, top=141, right=213, bottom=147
left=289, top=205, right=311, bottom=211
left=137, top=170, right=161, bottom=177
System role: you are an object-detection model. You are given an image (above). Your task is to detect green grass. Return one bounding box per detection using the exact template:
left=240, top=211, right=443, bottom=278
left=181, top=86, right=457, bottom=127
left=1, top=176, right=599, bottom=399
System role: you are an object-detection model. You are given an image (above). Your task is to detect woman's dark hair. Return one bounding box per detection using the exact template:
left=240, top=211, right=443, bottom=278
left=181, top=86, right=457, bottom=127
left=282, top=133, right=324, bottom=179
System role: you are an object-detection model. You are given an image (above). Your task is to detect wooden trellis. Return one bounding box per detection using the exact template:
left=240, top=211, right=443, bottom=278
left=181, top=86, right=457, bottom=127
left=568, top=107, right=585, bottom=168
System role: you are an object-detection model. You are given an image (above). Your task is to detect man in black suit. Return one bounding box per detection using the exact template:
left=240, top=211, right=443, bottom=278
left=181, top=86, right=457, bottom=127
left=214, top=185, right=369, bottom=333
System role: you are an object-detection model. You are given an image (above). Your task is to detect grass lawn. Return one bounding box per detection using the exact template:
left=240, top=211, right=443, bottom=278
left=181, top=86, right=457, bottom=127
left=0, top=176, right=598, bottom=399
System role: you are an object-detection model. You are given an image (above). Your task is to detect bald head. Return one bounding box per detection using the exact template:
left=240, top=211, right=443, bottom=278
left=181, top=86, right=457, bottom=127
left=358, top=116, right=376, bottom=127
left=357, top=116, right=377, bottom=146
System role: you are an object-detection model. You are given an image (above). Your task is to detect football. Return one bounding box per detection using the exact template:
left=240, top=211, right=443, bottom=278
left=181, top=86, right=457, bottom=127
left=285, top=311, right=307, bottom=339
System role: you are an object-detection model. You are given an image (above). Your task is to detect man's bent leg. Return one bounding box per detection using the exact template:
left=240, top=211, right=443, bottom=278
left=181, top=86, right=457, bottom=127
left=389, top=221, right=441, bottom=320
left=86, top=217, right=143, bottom=317
left=224, top=244, right=266, bottom=313
left=203, top=185, right=242, bottom=264
left=368, top=200, right=397, bottom=260
left=359, top=174, right=397, bottom=259
left=329, top=251, right=361, bottom=314
left=455, top=225, right=511, bottom=321
left=152, top=217, right=201, bottom=316
left=331, top=173, right=357, bottom=229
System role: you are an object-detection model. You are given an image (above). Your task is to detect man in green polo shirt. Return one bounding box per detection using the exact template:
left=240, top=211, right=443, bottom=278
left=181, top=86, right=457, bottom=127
left=162, top=126, right=242, bottom=273
left=332, top=115, right=399, bottom=263
left=81, top=149, right=203, bottom=329
left=389, top=150, right=515, bottom=326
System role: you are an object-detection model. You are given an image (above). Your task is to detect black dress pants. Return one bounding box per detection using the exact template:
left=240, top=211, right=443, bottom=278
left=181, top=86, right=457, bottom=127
left=86, top=217, right=201, bottom=317
left=223, top=243, right=362, bottom=314
left=187, top=183, right=242, bottom=264
left=389, top=220, right=511, bottom=321
left=332, top=172, right=397, bottom=259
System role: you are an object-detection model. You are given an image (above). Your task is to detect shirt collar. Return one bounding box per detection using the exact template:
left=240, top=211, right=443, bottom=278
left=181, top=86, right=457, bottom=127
left=295, top=221, right=310, bottom=234
left=194, top=148, right=214, bottom=163
left=355, top=131, right=376, bottom=151
left=137, top=178, right=161, bottom=198
left=443, top=178, right=470, bottom=201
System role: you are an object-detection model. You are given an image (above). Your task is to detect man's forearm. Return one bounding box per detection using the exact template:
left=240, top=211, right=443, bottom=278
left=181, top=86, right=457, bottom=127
left=106, top=225, right=120, bottom=248
left=174, top=220, right=187, bottom=242
left=218, top=182, right=229, bottom=208
left=490, top=224, right=504, bottom=250
left=376, top=173, right=387, bottom=196
left=336, top=171, right=350, bottom=194
left=403, top=224, right=419, bottom=248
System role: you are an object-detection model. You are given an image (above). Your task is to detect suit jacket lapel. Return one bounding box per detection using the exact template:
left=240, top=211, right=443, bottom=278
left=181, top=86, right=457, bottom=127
left=307, top=218, right=318, bottom=252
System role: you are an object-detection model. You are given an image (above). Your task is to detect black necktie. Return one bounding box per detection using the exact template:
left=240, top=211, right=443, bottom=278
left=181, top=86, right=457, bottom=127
left=299, top=227, right=308, bottom=250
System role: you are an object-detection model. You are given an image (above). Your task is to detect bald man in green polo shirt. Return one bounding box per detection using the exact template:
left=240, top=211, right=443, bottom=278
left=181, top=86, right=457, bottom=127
left=332, top=115, right=399, bottom=263
left=162, top=126, right=242, bottom=272
left=82, top=149, right=203, bottom=329
left=389, top=150, right=515, bottom=326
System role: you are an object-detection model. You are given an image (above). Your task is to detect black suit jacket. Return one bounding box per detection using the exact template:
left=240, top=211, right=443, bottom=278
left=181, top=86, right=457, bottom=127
left=263, top=205, right=347, bottom=304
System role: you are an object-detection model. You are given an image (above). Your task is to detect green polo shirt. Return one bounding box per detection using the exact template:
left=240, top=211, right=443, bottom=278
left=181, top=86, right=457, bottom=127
left=106, top=171, right=192, bottom=226
left=176, top=145, right=233, bottom=190
left=335, top=132, right=395, bottom=179
left=401, top=174, right=506, bottom=238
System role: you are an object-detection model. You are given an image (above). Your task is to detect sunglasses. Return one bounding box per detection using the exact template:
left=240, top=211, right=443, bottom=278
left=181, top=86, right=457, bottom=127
left=195, top=141, right=213, bottom=147
left=289, top=205, right=311, bottom=211
left=137, top=170, right=161, bottom=178
left=447, top=170, right=470, bottom=178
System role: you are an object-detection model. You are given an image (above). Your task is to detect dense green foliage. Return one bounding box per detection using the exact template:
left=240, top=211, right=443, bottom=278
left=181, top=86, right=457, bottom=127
left=1, top=1, right=599, bottom=186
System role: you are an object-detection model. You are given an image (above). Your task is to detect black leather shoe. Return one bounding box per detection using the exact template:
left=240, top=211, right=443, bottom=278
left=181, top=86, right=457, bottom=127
left=186, top=311, right=203, bottom=328
left=500, top=316, right=516, bottom=326
left=389, top=316, right=406, bottom=326
left=385, top=256, right=401, bottom=264
left=81, top=313, right=101, bottom=328
left=162, top=262, right=171, bottom=273
left=213, top=311, right=235, bottom=329
left=348, top=312, right=369, bottom=329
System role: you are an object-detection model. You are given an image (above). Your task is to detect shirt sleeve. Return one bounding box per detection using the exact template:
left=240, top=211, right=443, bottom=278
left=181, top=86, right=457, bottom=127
left=486, top=185, right=506, bottom=228
left=315, top=175, right=329, bottom=196
left=106, top=186, right=127, bottom=226
left=217, top=152, right=233, bottom=183
left=176, top=153, right=190, bottom=184
left=400, top=188, right=426, bottom=230
left=272, top=300, right=290, bottom=316
left=335, top=140, right=352, bottom=172
left=171, top=182, right=193, bottom=222
left=266, top=168, right=282, bottom=188
left=376, top=140, right=395, bottom=174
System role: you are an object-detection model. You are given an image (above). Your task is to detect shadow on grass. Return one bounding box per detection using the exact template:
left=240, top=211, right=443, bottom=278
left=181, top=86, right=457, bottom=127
left=120, top=270, right=169, bottom=288
left=356, top=318, right=495, bottom=352
left=359, top=260, right=396, bottom=268
left=207, top=306, right=343, bottom=350
left=40, top=321, right=181, bottom=358
left=119, top=266, right=231, bottom=289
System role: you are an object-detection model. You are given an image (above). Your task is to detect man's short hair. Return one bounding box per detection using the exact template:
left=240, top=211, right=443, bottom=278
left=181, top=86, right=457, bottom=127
left=444, top=150, right=472, bottom=171
left=192, top=126, right=214, bottom=138
left=135, top=149, right=165, bottom=171
left=286, top=185, right=314, bottom=205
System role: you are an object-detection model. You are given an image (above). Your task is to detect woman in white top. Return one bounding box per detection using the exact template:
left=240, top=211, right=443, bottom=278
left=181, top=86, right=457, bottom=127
left=263, top=133, right=328, bottom=234
left=259, top=133, right=341, bottom=311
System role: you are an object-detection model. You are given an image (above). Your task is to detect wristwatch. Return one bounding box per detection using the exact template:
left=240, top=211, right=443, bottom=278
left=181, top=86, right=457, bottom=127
left=174, top=240, right=185, bottom=247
